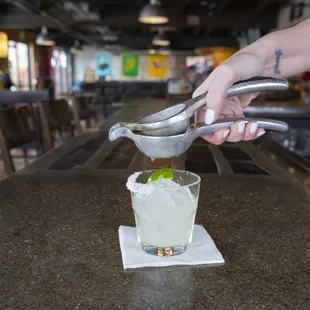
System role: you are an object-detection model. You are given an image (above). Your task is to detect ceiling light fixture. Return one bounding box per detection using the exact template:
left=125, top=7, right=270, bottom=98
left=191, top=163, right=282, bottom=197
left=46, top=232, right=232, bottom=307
left=70, top=40, right=83, bottom=55
left=139, top=0, right=169, bottom=24
left=36, top=26, right=55, bottom=46
left=159, top=46, right=171, bottom=55
left=152, top=30, right=170, bottom=46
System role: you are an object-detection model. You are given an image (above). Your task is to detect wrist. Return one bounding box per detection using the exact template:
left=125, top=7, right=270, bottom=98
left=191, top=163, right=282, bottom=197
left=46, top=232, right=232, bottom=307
left=243, top=35, right=272, bottom=66
left=237, top=33, right=277, bottom=76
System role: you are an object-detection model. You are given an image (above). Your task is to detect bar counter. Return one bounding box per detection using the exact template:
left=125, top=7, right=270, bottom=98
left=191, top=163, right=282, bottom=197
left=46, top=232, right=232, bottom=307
left=0, top=100, right=309, bottom=309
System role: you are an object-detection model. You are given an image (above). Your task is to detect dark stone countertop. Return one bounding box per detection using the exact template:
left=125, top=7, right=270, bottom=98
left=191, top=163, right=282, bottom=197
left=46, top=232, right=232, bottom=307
left=0, top=170, right=309, bottom=310
left=0, top=99, right=310, bottom=309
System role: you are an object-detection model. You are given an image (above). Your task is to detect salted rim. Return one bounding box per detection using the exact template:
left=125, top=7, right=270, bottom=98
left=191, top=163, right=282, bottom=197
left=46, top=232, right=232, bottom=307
left=126, top=170, right=201, bottom=197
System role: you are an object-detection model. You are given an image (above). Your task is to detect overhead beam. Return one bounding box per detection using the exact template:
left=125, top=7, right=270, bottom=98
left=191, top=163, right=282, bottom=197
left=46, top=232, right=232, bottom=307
left=77, top=11, right=277, bottom=30
left=0, top=11, right=277, bottom=30
left=5, top=0, right=97, bottom=45
left=86, top=36, right=238, bottom=49
left=217, top=0, right=232, bottom=13
left=256, top=0, right=271, bottom=12
left=0, top=14, right=59, bottom=29
left=255, top=0, right=290, bottom=13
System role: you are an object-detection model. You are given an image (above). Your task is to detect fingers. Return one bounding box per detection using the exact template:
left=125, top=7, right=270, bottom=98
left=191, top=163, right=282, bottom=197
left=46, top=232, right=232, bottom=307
left=201, top=121, right=246, bottom=145
left=192, top=53, right=265, bottom=128
left=206, top=64, right=238, bottom=112
left=192, top=77, right=211, bottom=98
left=191, top=54, right=267, bottom=146
left=225, top=121, right=267, bottom=142
left=201, top=128, right=230, bottom=145
left=201, top=121, right=267, bottom=144
left=239, top=122, right=266, bottom=141
left=242, top=121, right=258, bottom=141
left=225, top=120, right=246, bottom=142
left=193, top=64, right=239, bottom=125
left=255, top=129, right=266, bottom=139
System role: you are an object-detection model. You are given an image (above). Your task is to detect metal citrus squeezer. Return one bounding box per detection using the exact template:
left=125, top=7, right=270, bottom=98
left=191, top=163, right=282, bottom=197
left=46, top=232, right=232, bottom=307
left=109, top=77, right=289, bottom=159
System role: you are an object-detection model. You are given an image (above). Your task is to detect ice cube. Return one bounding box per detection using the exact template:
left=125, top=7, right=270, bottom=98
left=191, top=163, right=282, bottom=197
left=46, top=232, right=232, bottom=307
left=154, top=178, right=180, bottom=188
left=169, top=186, right=195, bottom=205
left=152, top=178, right=195, bottom=205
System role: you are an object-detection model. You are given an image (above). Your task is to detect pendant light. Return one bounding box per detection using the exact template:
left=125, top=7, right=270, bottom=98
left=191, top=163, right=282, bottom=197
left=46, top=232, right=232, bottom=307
left=36, top=26, right=55, bottom=46
left=139, top=0, right=169, bottom=24
left=152, top=30, right=170, bottom=46
left=159, top=46, right=170, bottom=55
left=70, top=40, right=83, bottom=55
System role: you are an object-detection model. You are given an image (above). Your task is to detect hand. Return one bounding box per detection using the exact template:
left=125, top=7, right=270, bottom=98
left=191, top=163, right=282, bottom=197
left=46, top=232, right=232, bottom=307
left=193, top=52, right=267, bottom=145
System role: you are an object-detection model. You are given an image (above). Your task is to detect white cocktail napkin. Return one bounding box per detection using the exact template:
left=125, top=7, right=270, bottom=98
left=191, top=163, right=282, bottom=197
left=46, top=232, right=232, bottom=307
left=118, top=225, right=225, bottom=270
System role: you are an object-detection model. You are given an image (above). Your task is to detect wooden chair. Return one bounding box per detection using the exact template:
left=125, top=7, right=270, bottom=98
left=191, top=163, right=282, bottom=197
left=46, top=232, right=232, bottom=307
left=71, top=95, right=98, bottom=133
left=0, top=104, right=44, bottom=174
left=44, top=99, right=75, bottom=143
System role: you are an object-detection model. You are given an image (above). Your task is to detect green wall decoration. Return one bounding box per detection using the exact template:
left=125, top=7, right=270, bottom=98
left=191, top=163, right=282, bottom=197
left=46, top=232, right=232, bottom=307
left=122, top=54, right=139, bottom=77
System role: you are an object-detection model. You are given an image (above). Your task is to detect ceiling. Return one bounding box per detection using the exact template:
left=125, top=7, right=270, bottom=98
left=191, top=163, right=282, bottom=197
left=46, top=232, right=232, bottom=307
left=0, top=0, right=291, bottom=51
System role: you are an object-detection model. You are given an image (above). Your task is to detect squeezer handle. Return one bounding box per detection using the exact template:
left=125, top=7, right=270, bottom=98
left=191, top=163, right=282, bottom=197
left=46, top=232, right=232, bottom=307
left=186, top=76, right=289, bottom=112
left=192, top=117, right=288, bottom=137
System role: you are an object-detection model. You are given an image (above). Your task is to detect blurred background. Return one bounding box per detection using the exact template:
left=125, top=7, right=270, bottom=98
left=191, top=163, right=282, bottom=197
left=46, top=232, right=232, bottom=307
left=0, top=0, right=309, bottom=180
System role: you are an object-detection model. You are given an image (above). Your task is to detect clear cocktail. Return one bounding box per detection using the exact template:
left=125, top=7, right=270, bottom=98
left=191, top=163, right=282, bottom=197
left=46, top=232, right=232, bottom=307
left=127, top=169, right=201, bottom=256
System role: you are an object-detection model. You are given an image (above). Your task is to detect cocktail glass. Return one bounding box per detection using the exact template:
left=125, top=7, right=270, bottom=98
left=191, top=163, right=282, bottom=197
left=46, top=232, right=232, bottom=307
left=127, top=170, right=201, bottom=256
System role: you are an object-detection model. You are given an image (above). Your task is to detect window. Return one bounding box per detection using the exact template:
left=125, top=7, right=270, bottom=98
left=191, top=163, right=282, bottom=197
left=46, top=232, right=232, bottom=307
left=51, top=49, right=72, bottom=96
left=8, top=40, right=31, bottom=90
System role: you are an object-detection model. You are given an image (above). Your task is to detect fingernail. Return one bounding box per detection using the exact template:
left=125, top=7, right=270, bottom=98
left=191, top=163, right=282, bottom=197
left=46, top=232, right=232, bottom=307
left=250, top=123, right=258, bottom=134
left=223, top=130, right=230, bottom=138
left=204, top=109, right=215, bottom=125
left=257, top=130, right=266, bottom=138
left=238, top=121, right=246, bottom=133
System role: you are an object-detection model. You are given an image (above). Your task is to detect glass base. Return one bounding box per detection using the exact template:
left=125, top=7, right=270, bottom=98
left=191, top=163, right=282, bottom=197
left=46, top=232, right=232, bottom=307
left=140, top=241, right=188, bottom=257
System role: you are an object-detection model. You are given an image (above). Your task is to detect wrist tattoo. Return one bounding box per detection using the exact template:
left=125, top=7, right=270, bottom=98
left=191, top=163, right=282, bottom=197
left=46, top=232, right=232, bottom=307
left=274, top=48, right=283, bottom=76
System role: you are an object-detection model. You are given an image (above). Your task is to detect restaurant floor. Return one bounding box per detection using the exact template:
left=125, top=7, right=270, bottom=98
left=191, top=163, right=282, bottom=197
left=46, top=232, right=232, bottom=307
left=0, top=130, right=90, bottom=181
left=0, top=149, right=39, bottom=180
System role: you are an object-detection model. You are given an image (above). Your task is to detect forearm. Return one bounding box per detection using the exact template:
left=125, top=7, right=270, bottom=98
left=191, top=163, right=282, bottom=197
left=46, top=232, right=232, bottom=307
left=238, top=18, right=310, bottom=78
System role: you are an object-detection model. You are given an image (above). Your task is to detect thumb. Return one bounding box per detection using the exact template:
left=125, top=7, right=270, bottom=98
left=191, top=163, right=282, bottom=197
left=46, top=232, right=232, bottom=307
left=204, top=65, right=238, bottom=124
left=204, top=80, right=230, bottom=124
left=192, top=78, right=211, bottom=98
